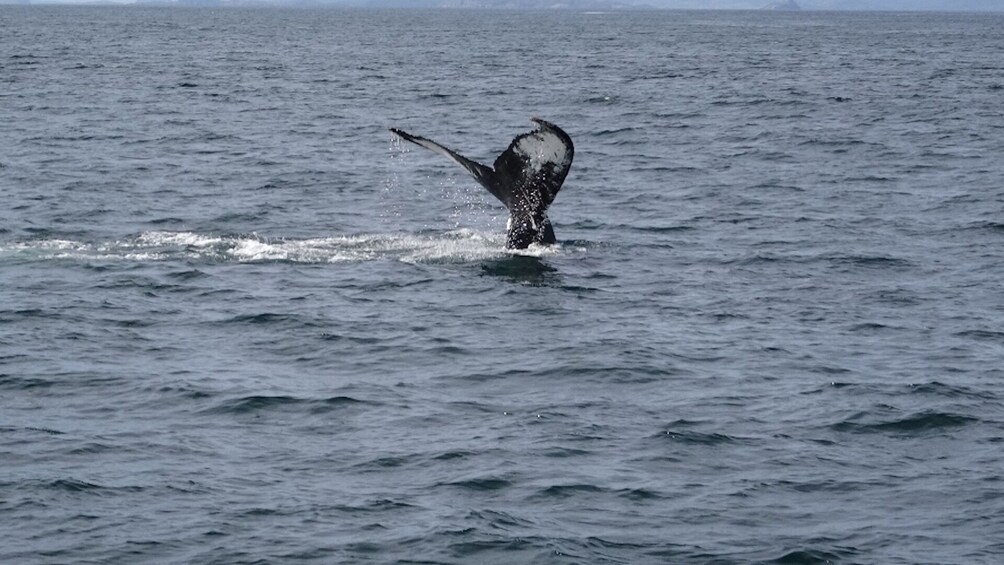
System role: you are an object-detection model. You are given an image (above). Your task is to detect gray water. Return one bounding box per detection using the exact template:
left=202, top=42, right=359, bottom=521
left=2, top=6, right=1004, bottom=564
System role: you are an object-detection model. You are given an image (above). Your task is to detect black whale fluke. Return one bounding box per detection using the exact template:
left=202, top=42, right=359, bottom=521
left=390, top=118, right=574, bottom=250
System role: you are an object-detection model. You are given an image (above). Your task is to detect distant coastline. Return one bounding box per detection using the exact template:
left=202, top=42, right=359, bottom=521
left=762, top=0, right=799, bottom=10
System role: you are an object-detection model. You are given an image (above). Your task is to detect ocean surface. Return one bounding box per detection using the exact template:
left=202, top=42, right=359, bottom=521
left=2, top=6, right=1004, bottom=564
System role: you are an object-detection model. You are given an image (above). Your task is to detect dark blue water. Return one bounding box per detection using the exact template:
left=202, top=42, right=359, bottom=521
left=3, top=6, right=1004, bottom=564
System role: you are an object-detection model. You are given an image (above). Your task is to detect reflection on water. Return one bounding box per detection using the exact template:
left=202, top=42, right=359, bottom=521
left=480, top=255, right=560, bottom=285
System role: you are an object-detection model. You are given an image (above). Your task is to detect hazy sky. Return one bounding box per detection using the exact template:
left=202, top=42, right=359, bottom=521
left=641, top=0, right=1004, bottom=9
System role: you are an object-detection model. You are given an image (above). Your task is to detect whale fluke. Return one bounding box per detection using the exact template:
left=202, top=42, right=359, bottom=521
left=390, top=118, right=574, bottom=249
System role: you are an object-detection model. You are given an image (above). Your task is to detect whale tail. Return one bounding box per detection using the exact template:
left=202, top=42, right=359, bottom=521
left=390, top=118, right=574, bottom=249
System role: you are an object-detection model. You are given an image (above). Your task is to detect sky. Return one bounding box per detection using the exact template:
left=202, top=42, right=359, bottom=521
left=609, top=0, right=1003, bottom=9
left=654, top=0, right=1004, bottom=9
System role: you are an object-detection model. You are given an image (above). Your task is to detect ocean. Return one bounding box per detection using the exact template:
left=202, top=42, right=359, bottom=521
left=2, top=6, right=1003, bottom=564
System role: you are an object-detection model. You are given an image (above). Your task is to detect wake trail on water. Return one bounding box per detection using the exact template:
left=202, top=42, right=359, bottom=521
left=0, top=230, right=567, bottom=265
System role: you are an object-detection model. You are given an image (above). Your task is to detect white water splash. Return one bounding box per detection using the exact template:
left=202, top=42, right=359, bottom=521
left=0, top=230, right=549, bottom=265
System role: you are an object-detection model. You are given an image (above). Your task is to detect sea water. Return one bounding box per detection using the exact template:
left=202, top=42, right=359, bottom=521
left=2, top=7, right=1003, bottom=563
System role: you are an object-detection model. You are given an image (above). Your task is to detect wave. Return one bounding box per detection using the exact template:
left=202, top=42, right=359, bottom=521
left=203, top=394, right=369, bottom=416
left=0, top=230, right=570, bottom=265
left=830, top=411, right=978, bottom=435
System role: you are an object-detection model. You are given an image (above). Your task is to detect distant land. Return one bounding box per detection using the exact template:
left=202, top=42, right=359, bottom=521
left=4, top=0, right=1003, bottom=11
left=762, top=0, right=799, bottom=9
left=362, top=0, right=651, bottom=8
